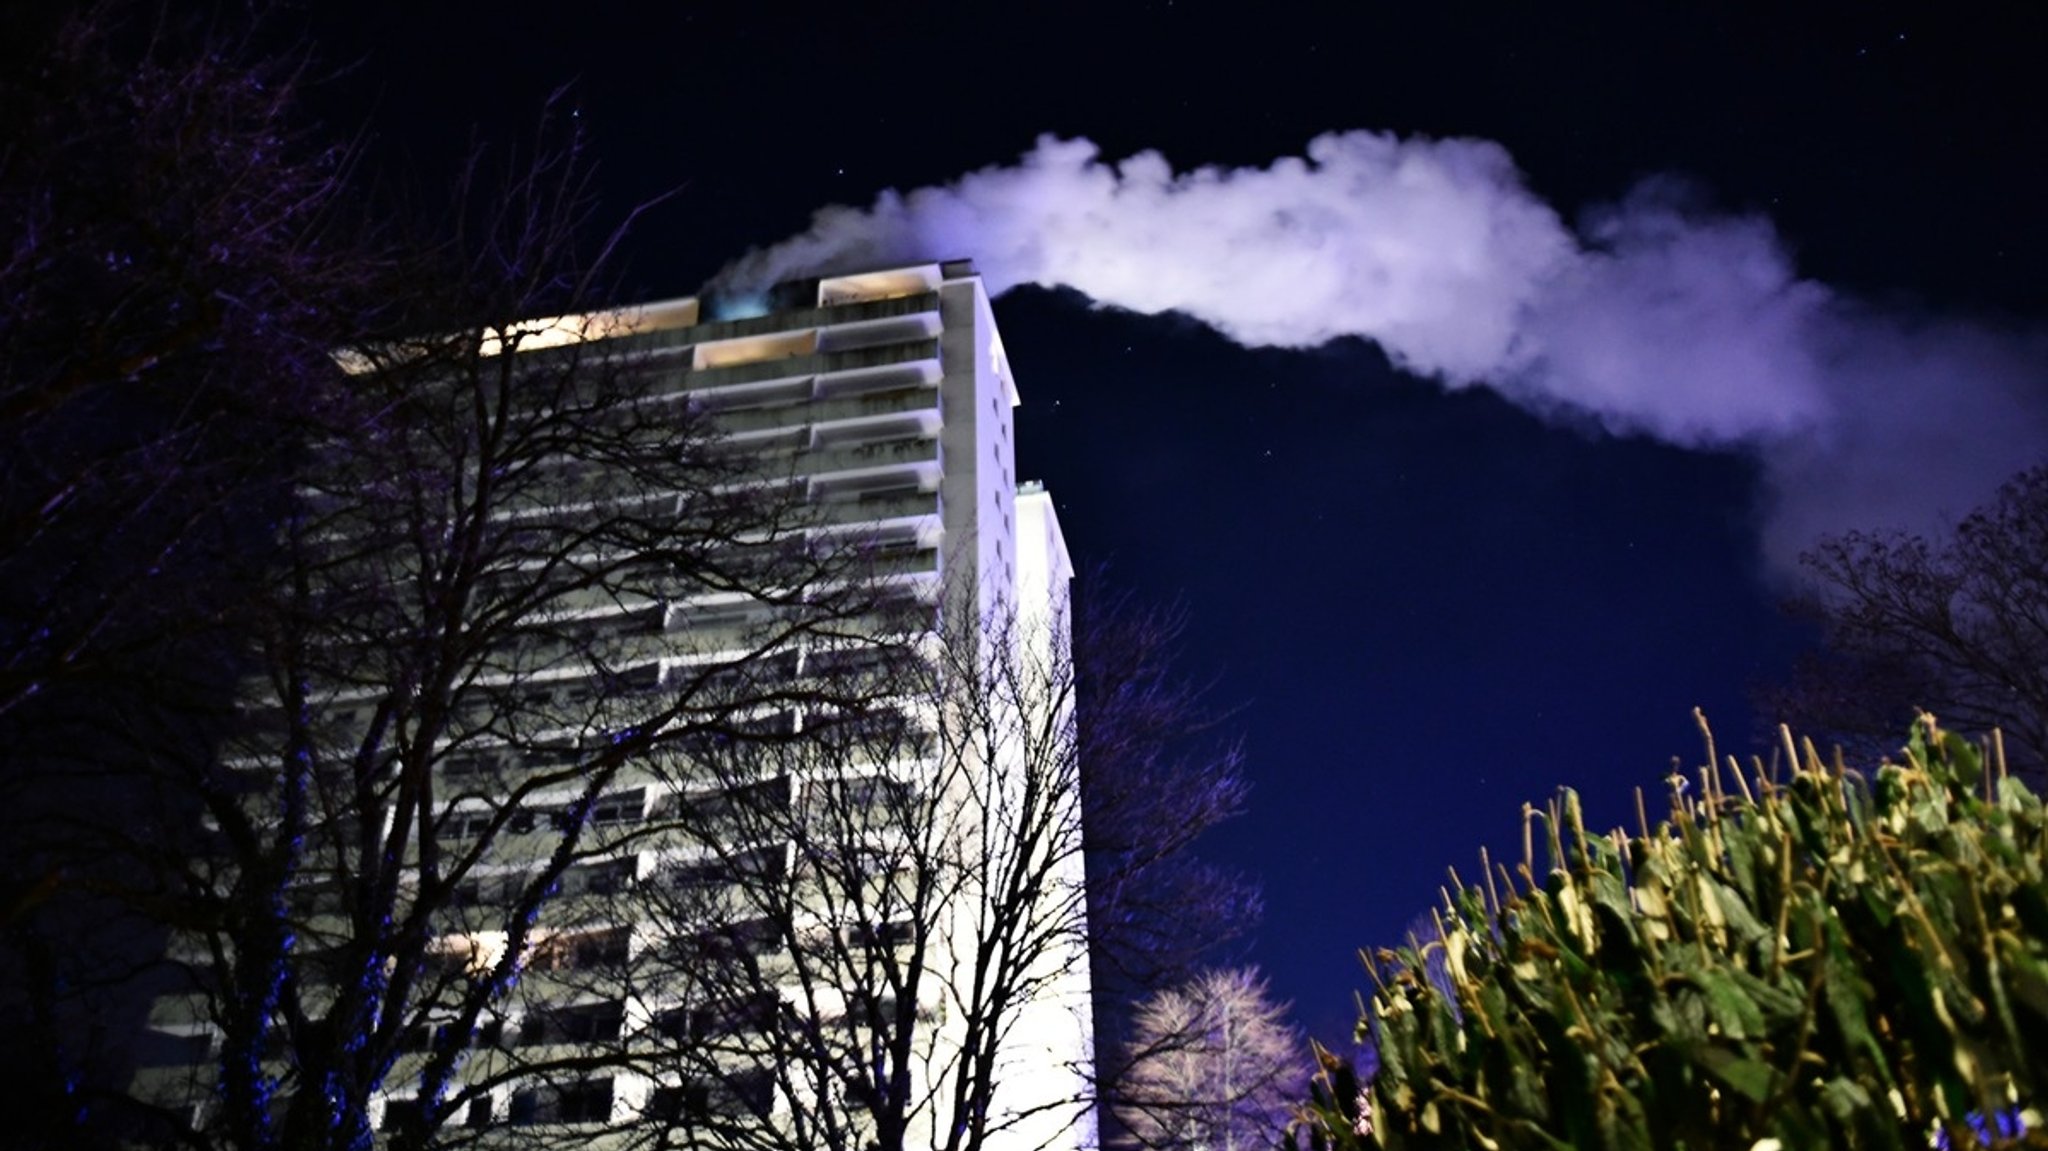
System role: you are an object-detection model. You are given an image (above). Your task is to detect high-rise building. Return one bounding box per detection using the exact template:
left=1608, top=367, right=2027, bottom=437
left=132, top=259, right=1095, bottom=1151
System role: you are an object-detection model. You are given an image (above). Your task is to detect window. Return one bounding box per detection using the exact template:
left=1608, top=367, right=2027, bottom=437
left=675, top=915, right=781, bottom=960
left=804, top=774, right=916, bottom=826
left=847, top=920, right=917, bottom=950
left=646, top=1085, right=687, bottom=1122
left=518, top=1001, right=625, bottom=1046
left=690, top=991, right=783, bottom=1040
left=683, top=777, right=793, bottom=838
left=443, top=752, right=500, bottom=778
left=562, top=857, right=636, bottom=896
left=440, top=809, right=494, bottom=841
left=589, top=790, right=645, bottom=828
left=530, top=790, right=644, bottom=835
left=809, top=708, right=929, bottom=759
left=664, top=845, right=788, bottom=896
left=284, top=882, right=338, bottom=917
left=381, top=1098, right=423, bottom=1133
left=648, top=1071, right=775, bottom=1121
left=557, top=1080, right=614, bottom=1124
left=446, top=873, right=529, bottom=910
left=510, top=1079, right=614, bottom=1126
left=714, top=1070, right=776, bottom=1117
left=530, top=928, right=631, bottom=972
left=694, top=330, right=816, bottom=370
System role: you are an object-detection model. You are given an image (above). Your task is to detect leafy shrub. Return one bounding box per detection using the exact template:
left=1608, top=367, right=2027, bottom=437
left=1305, top=717, right=2048, bottom=1151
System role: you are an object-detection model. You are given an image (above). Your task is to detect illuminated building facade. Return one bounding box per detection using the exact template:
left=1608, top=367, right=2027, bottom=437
left=132, top=260, right=1096, bottom=1151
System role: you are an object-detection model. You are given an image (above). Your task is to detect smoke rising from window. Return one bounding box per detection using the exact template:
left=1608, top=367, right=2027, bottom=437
left=715, top=133, right=2047, bottom=572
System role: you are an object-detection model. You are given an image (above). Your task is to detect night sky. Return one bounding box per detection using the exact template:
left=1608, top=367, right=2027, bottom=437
left=307, top=1, right=2048, bottom=1047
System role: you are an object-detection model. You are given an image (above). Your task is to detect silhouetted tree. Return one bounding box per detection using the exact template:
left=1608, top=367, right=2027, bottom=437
left=1073, top=587, right=1259, bottom=1151
left=1, top=14, right=1258, bottom=1151
left=1761, top=464, right=2048, bottom=782
left=1074, top=586, right=1256, bottom=997
left=127, top=117, right=910, bottom=1150
left=553, top=586, right=1249, bottom=1151
left=0, top=8, right=881, bottom=1150
left=0, top=6, right=386, bottom=1145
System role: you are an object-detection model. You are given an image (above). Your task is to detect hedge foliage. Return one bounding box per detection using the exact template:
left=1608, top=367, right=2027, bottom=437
left=1305, top=717, right=2048, bottom=1151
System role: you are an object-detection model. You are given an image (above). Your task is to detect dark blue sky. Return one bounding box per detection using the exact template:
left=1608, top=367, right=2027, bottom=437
left=312, top=0, right=2047, bottom=1046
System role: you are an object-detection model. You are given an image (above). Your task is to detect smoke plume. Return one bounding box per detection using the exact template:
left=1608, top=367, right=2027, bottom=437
left=715, top=133, right=2048, bottom=572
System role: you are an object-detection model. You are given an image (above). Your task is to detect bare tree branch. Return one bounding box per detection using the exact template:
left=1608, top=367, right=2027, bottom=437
left=1761, top=463, right=2048, bottom=782
left=1116, top=968, right=1303, bottom=1151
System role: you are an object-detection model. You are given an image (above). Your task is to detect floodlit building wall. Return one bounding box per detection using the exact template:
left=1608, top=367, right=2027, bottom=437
left=133, top=260, right=1094, bottom=1151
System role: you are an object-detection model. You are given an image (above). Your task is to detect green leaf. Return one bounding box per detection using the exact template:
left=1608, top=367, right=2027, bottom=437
left=1695, top=1046, right=1780, bottom=1103
left=1694, top=970, right=1766, bottom=1041
left=1820, top=924, right=1894, bottom=1089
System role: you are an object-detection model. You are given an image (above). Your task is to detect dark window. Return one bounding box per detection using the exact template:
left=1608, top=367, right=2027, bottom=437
left=546, top=790, right=644, bottom=833
left=557, top=1080, right=613, bottom=1124
left=859, top=995, right=904, bottom=1029
left=686, top=991, right=782, bottom=1040
left=440, top=809, right=494, bottom=841
left=665, top=845, right=787, bottom=892
left=809, top=774, right=915, bottom=819
left=611, top=662, right=664, bottom=692
left=285, top=883, right=338, bottom=917
left=563, top=858, right=637, bottom=896
left=509, top=1078, right=614, bottom=1126
left=646, top=1085, right=686, bottom=1122
left=674, top=712, right=794, bottom=760
left=848, top=920, right=916, bottom=950
left=590, top=791, right=645, bottom=827
left=704, top=1070, right=775, bottom=1117
left=443, top=752, right=500, bottom=778
left=525, top=744, right=586, bottom=771
left=676, top=916, right=781, bottom=960
left=648, top=1072, right=775, bottom=1122
left=381, top=1098, right=423, bottom=1133
left=687, top=777, right=792, bottom=837
left=519, top=1001, right=625, bottom=1046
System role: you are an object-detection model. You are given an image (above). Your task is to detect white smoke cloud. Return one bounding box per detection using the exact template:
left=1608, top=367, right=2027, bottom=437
left=714, top=132, right=2048, bottom=573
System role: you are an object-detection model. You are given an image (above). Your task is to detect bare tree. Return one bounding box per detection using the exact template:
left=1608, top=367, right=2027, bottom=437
left=0, top=7, right=387, bottom=1145
left=1072, top=585, right=1256, bottom=996
left=542, top=596, right=1096, bottom=1151
left=502, top=581, right=1252, bottom=1151
left=0, top=16, right=1258, bottom=1151
left=87, top=87, right=895, bottom=1150
left=1761, top=463, right=2048, bottom=781
left=0, top=2, right=372, bottom=719
left=1116, top=969, right=1302, bottom=1151
left=1068, top=587, right=1259, bottom=1151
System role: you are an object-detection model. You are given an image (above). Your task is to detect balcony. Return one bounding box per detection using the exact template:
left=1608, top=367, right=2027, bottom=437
left=711, top=382, right=941, bottom=438
left=787, top=435, right=940, bottom=484
left=812, top=488, right=938, bottom=531
left=684, top=289, right=939, bottom=347
left=683, top=338, right=941, bottom=394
